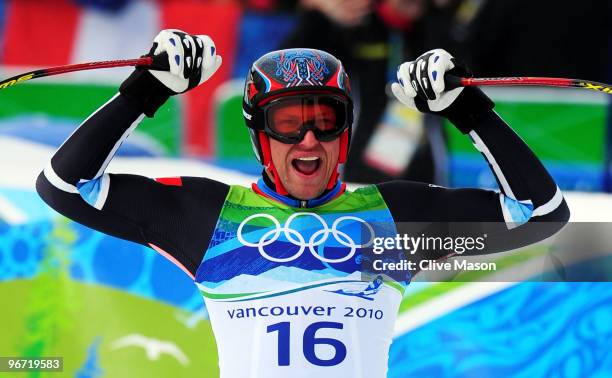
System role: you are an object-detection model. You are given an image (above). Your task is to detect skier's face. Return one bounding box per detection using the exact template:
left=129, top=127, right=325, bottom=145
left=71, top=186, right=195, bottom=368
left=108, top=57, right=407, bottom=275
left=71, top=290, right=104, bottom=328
left=268, top=104, right=340, bottom=200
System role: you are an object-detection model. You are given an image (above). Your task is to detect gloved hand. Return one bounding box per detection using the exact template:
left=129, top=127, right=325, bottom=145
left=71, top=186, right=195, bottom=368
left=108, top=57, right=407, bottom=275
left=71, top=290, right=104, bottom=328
left=148, top=29, right=222, bottom=93
left=391, top=49, right=494, bottom=131
left=120, top=29, right=222, bottom=117
left=391, top=49, right=465, bottom=112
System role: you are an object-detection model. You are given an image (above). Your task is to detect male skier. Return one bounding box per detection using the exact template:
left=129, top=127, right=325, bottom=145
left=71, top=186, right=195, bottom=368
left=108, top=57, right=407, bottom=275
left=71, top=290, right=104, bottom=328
left=37, top=30, right=569, bottom=377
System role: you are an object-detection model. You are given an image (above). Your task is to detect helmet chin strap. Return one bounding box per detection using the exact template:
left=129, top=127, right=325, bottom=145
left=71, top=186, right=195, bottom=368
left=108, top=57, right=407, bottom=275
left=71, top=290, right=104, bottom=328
left=258, top=130, right=349, bottom=197
left=325, top=129, right=349, bottom=190
left=258, top=132, right=289, bottom=196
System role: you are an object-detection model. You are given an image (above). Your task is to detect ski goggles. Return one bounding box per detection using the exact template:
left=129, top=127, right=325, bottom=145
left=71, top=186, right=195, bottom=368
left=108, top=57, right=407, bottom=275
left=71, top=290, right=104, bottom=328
left=262, top=94, right=350, bottom=144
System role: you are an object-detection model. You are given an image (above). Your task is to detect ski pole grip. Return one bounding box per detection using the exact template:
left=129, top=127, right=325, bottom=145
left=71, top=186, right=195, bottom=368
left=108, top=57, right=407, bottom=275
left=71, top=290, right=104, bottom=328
left=444, top=75, right=464, bottom=90
left=144, top=52, right=171, bottom=72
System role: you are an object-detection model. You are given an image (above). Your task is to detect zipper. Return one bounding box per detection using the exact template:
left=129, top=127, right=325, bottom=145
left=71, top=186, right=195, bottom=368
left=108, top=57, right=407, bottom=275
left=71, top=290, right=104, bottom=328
left=300, top=200, right=308, bottom=208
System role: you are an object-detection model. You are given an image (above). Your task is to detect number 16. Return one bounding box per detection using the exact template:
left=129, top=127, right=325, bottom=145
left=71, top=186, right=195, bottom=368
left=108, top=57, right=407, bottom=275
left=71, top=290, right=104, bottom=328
left=266, top=321, right=347, bottom=367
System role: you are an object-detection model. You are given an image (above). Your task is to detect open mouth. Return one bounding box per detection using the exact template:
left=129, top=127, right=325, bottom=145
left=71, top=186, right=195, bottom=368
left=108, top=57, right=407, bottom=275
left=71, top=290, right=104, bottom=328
left=291, top=156, right=321, bottom=176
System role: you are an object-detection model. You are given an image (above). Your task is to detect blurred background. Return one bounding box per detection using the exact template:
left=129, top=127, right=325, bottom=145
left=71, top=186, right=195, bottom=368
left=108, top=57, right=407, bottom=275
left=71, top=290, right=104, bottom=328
left=0, top=0, right=610, bottom=377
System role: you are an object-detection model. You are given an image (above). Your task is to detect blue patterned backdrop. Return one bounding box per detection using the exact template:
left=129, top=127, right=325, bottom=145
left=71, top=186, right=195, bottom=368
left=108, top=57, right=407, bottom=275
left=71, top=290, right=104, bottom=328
left=390, top=282, right=612, bottom=377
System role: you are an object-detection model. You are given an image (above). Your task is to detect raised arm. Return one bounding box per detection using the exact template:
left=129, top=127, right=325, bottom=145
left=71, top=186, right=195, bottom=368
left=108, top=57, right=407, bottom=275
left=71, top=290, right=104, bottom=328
left=36, top=30, right=228, bottom=278
left=378, top=49, right=569, bottom=253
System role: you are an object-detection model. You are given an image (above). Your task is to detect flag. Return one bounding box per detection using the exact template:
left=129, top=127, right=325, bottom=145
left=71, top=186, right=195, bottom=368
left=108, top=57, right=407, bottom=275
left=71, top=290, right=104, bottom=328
left=1, top=0, right=241, bottom=156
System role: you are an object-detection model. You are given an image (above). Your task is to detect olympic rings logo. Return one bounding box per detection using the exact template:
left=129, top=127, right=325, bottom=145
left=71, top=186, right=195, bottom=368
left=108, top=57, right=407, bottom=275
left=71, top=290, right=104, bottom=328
left=237, top=212, right=375, bottom=263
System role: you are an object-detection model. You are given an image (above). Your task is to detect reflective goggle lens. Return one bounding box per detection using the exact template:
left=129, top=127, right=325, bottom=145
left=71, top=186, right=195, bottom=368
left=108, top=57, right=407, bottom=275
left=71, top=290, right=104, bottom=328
left=264, top=95, right=348, bottom=143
